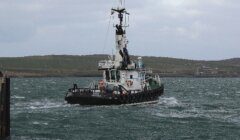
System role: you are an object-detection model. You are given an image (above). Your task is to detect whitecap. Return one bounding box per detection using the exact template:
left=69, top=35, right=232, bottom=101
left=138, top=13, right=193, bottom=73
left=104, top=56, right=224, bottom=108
left=32, top=121, right=49, bottom=126
left=33, top=121, right=40, bottom=125
left=29, top=106, right=37, bottom=109
left=124, top=100, right=158, bottom=106
left=11, top=95, right=25, bottom=99
left=27, top=99, right=70, bottom=110
left=155, top=112, right=195, bottom=119
left=50, top=81, right=56, bottom=84
left=158, top=97, right=180, bottom=107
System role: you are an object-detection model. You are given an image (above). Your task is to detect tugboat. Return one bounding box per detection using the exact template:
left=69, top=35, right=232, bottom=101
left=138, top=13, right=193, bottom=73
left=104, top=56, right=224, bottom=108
left=65, top=1, right=164, bottom=105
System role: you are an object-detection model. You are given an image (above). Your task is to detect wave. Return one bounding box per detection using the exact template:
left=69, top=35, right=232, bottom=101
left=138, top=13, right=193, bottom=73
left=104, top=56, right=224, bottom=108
left=27, top=99, right=71, bottom=110
left=13, top=99, right=95, bottom=112
left=154, top=98, right=240, bottom=125
left=32, top=121, right=48, bottom=125
left=13, top=87, right=19, bottom=90
left=158, top=97, right=180, bottom=107
left=154, top=112, right=198, bottom=119
left=11, top=95, right=25, bottom=99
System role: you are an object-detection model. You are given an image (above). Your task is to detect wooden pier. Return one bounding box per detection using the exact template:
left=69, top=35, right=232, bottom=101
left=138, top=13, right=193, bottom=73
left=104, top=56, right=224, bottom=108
left=0, top=72, right=10, bottom=139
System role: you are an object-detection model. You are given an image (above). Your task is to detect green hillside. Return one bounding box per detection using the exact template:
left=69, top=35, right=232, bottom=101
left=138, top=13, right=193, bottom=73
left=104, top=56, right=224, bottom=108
left=0, top=55, right=239, bottom=77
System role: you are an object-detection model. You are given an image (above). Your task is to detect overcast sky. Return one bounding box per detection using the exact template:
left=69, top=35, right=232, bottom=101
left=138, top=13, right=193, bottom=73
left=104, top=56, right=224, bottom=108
left=0, top=0, right=239, bottom=60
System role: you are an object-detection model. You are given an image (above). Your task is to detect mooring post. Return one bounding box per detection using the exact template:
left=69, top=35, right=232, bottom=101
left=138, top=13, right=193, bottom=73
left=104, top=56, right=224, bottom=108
left=0, top=72, right=10, bottom=139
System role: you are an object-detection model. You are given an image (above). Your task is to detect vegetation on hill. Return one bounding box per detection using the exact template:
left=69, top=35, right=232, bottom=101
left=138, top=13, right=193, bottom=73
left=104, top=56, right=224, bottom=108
left=0, top=55, right=239, bottom=77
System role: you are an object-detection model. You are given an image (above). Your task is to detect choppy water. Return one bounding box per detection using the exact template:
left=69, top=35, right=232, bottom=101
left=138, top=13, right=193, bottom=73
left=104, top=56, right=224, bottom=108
left=11, top=77, right=240, bottom=140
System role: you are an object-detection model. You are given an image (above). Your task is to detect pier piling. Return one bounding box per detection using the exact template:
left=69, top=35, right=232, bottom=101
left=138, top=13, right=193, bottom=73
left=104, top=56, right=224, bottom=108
left=0, top=72, right=10, bottom=139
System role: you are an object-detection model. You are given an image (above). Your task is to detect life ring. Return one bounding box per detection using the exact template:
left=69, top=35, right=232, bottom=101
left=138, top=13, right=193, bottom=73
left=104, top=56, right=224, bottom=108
left=126, top=80, right=133, bottom=87
left=98, top=80, right=105, bottom=87
left=98, top=80, right=105, bottom=91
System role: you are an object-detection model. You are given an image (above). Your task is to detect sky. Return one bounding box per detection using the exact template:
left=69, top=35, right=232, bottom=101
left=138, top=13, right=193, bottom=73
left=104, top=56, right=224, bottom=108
left=0, top=0, right=239, bottom=60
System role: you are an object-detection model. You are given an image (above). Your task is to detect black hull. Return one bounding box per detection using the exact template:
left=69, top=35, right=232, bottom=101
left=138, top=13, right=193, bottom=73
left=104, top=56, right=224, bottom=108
left=65, top=86, right=164, bottom=105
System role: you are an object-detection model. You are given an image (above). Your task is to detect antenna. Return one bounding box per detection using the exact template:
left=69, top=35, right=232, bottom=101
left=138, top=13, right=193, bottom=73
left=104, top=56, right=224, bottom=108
left=112, top=0, right=129, bottom=27
left=118, top=0, right=125, bottom=8
left=119, top=0, right=123, bottom=6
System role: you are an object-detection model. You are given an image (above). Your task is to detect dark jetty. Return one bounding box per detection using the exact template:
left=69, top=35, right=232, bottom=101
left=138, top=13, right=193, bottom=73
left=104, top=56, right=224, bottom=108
left=0, top=72, right=10, bottom=139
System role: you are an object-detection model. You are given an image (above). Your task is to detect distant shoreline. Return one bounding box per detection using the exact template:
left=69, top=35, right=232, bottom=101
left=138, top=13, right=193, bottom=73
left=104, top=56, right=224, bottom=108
left=4, top=72, right=240, bottom=78
left=8, top=75, right=240, bottom=78
left=1, top=55, right=239, bottom=78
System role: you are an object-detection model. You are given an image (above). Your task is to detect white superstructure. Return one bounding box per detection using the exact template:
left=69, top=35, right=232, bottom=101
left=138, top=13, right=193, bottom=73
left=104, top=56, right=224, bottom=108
left=98, top=2, right=161, bottom=92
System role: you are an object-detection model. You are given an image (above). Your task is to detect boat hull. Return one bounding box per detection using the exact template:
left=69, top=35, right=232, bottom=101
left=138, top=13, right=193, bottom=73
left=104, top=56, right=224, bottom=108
left=65, top=86, right=164, bottom=105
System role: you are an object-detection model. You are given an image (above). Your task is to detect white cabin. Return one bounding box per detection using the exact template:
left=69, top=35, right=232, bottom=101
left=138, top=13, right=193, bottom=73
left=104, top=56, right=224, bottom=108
left=97, top=2, right=161, bottom=93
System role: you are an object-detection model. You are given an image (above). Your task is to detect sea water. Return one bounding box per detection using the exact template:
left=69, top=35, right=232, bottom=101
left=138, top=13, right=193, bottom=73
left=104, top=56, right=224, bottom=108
left=11, top=77, right=240, bottom=140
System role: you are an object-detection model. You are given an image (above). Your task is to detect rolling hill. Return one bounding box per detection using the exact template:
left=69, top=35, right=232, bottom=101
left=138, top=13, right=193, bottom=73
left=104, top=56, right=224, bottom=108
left=0, top=55, right=239, bottom=77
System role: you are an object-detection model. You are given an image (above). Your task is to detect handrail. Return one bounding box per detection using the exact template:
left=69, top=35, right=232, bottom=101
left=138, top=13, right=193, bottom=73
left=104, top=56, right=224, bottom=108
left=118, top=85, right=130, bottom=94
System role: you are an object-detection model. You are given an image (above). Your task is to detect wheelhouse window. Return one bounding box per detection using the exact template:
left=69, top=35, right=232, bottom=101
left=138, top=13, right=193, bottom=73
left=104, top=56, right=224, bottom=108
left=105, top=70, right=110, bottom=82
left=111, top=70, right=116, bottom=81
left=130, top=75, right=133, bottom=79
left=106, top=70, right=120, bottom=82
left=116, top=70, right=120, bottom=82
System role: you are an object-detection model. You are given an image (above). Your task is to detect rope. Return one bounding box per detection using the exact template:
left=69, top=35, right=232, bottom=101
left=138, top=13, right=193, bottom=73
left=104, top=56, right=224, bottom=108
left=102, top=15, right=112, bottom=54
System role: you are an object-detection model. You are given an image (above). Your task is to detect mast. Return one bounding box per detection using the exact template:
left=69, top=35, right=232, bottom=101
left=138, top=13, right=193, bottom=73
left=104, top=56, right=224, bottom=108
left=111, top=1, right=130, bottom=69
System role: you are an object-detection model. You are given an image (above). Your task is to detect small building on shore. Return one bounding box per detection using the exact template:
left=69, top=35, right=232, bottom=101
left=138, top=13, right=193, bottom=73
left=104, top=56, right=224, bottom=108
left=195, top=66, right=219, bottom=76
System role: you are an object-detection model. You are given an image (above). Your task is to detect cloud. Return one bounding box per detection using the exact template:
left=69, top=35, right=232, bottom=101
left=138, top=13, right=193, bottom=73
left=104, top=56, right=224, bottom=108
left=0, top=0, right=239, bottom=60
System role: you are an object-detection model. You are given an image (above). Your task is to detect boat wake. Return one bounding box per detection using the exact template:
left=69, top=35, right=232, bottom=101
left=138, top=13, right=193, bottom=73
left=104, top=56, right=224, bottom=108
left=13, top=99, right=71, bottom=111
left=28, top=101, right=67, bottom=110
left=158, top=97, right=180, bottom=107
left=29, top=99, right=73, bottom=110
left=151, top=97, right=240, bottom=125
